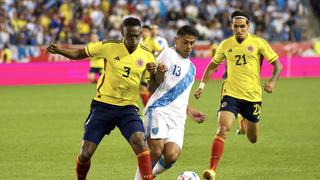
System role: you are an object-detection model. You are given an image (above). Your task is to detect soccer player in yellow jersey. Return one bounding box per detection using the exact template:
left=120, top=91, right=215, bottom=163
left=139, top=25, right=162, bottom=106
left=47, top=17, right=156, bottom=180
left=194, top=10, right=283, bottom=180
left=87, top=33, right=104, bottom=83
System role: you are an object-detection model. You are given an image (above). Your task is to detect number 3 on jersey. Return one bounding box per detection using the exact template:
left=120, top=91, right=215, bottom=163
left=123, top=66, right=131, bottom=77
left=172, top=64, right=181, bottom=76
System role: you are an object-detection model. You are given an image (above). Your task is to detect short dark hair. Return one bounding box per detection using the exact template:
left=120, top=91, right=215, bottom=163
left=177, top=25, right=199, bottom=38
left=231, top=10, right=250, bottom=23
left=142, top=25, right=151, bottom=30
left=122, top=17, right=141, bottom=28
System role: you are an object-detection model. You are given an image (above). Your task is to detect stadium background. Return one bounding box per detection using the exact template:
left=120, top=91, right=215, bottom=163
left=1, top=0, right=320, bottom=179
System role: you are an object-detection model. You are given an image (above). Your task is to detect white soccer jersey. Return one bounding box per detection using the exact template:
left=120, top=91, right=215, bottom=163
left=144, top=47, right=196, bottom=148
left=154, top=36, right=169, bottom=50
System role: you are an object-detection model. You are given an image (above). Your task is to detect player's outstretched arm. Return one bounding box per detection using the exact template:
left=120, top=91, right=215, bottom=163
left=187, top=105, right=207, bottom=123
left=264, top=59, right=282, bottom=93
left=194, top=61, right=219, bottom=99
left=46, top=42, right=88, bottom=60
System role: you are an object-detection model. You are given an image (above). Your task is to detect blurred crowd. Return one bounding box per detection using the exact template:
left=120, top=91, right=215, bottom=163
left=0, top=0, right=313, bottom=62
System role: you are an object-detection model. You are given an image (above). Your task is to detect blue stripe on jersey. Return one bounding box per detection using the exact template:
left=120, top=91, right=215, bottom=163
left=145, top=62, right=195, bottom=137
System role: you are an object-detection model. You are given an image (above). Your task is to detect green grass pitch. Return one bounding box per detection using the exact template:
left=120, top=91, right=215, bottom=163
left=1, top=78, right=320, bottom=180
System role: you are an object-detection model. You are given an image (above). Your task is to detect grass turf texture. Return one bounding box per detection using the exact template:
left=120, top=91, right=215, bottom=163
left=1, top=78, right=320, bottom=180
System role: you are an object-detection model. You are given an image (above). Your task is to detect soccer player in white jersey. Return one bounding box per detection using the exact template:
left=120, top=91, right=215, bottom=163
left=134, top=25, right=207, bottom=179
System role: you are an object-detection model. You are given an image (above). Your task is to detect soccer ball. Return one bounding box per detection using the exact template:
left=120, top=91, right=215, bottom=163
left=177, top=171, right=200, bottom=180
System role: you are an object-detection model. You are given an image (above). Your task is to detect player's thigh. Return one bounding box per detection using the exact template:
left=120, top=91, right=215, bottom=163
left=144, top=109, right=169, bottom=140
left=217, top=111, right=236, bottom=134
left=117, top=105, right=145, bottom=142
left=217, top=95, right=240, bottom=132
left=83, top=101, right=117, bottom=145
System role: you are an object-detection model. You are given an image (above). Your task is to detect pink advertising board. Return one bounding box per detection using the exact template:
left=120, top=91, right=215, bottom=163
left=0, top=56, right=319, bottom=86
left=0, top=61, right=89, bottom=86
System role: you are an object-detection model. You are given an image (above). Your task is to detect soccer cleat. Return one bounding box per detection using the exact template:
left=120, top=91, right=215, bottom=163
left=202, top=169, right=216, bottom=180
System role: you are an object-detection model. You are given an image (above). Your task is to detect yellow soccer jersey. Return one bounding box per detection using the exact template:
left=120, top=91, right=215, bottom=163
left=87, top=42, right=104, bottom=69
left=142, top=37, right=162, bottom=53
left=85, top=40, right=156, bottom=107
left=213, top=33, right=278, bottom=102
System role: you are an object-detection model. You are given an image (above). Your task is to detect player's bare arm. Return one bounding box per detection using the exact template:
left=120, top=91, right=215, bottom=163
left=187, top=105, right=207, bottom=123
left=194, top=61, right=219, bottom=99
left=147, top=63, right=168, bottom=93
left=46, top=42, right=88, bottom=60
left=264, top=59, right=283, bottom=93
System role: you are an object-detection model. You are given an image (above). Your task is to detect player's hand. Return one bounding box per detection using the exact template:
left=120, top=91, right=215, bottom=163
left=188, top=109, right=207, bottom=124
left=46, top=42, right=59, bottom=54
left=194, top=88, right=203, bottom=99
left=146, top=62, right=156, bottom=74
left=264, top=81, right=275, bottom=93
left=157, top=63, right=168, bottom=73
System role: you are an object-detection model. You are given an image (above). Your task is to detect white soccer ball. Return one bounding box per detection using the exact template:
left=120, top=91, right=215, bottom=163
left=177, top=171, right=200, bottom=180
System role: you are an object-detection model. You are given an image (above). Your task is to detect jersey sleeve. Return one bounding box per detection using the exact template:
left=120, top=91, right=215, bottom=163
left=259, top=38, right=279, bottom=63
left=85, top=42, right=106, bottom=58
left=212, top=42, right=226, bottom=64
left=156, top=48, right=172, bottom=69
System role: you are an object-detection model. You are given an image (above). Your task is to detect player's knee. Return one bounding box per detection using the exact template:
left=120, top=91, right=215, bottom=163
left=129, top=132, right=146, bottom=149
left=217, top=126, right=230, bottom=138
left=164, top=151, right=179, bottom=164
left=151, top=148, right=163, bottom=161
left=79, top=150, right=93, bottom=162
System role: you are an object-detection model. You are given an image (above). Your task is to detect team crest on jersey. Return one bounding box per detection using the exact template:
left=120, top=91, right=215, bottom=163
left=221, top=102, right=227, bottom=108
left=152, top=128, right=159, bottom=135
left=136, top=58, right=144, bottom=67
left=247, top=45, right=254, bottom=52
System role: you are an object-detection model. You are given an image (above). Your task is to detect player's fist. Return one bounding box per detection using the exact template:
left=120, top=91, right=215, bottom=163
left=46, top=42, right=59, bottom=54
left=157, top=63, right=168, bottom=73
left=146, top=62, right=156, bottom=74
left=194, top=88, right=203, bottom=99
left=264, top=81, right=275, bottom=93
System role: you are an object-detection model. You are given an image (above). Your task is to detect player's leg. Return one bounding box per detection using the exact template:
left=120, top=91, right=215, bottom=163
left=240, top=101, right=261, bottom=143
left=152, top=142, right=181, bottom=176
left=244, top=119, right=259, bottom=143
left=139, top=82, right=150, bottom=106
left=203, top=111, right=235, bottom=180
left=119, top=106, right=153, bottom=180
left=87, top=72, right=96, bottom=83
left=76, top=140, right=97, bottom=180
left=76, top=100, right=117, bottom=180
left=203, top=96, right=239, bottom=180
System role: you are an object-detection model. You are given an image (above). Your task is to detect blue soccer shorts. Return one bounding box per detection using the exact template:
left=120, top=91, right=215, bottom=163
left=218, top=95, right=262, bottom=123
left=83, top=100, right=144, bottom=145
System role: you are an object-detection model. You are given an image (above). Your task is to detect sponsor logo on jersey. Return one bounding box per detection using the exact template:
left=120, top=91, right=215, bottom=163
left=247, top=45, right=254, bottom=52
left=136, top=58, right=144, bottom=67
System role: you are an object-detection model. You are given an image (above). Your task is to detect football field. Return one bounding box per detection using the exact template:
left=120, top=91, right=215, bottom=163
left=1, top=78, right=320, bottom=180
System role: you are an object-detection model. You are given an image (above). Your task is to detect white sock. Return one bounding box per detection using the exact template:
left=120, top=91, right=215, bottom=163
left=152, top=156, right=173, bottom=176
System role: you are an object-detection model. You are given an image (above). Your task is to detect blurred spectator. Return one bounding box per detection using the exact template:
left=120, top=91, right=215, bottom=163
left=141, top=25, right=161, bottom=56
left=0, top=43, right=12, bottom=63
left=0, top=0, right=311, bottom=48
left=151, top=24, right=168, bottom=50
left=87, top=33, right=104, bottom=83
left=313, top=38, right=320, bottom=56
